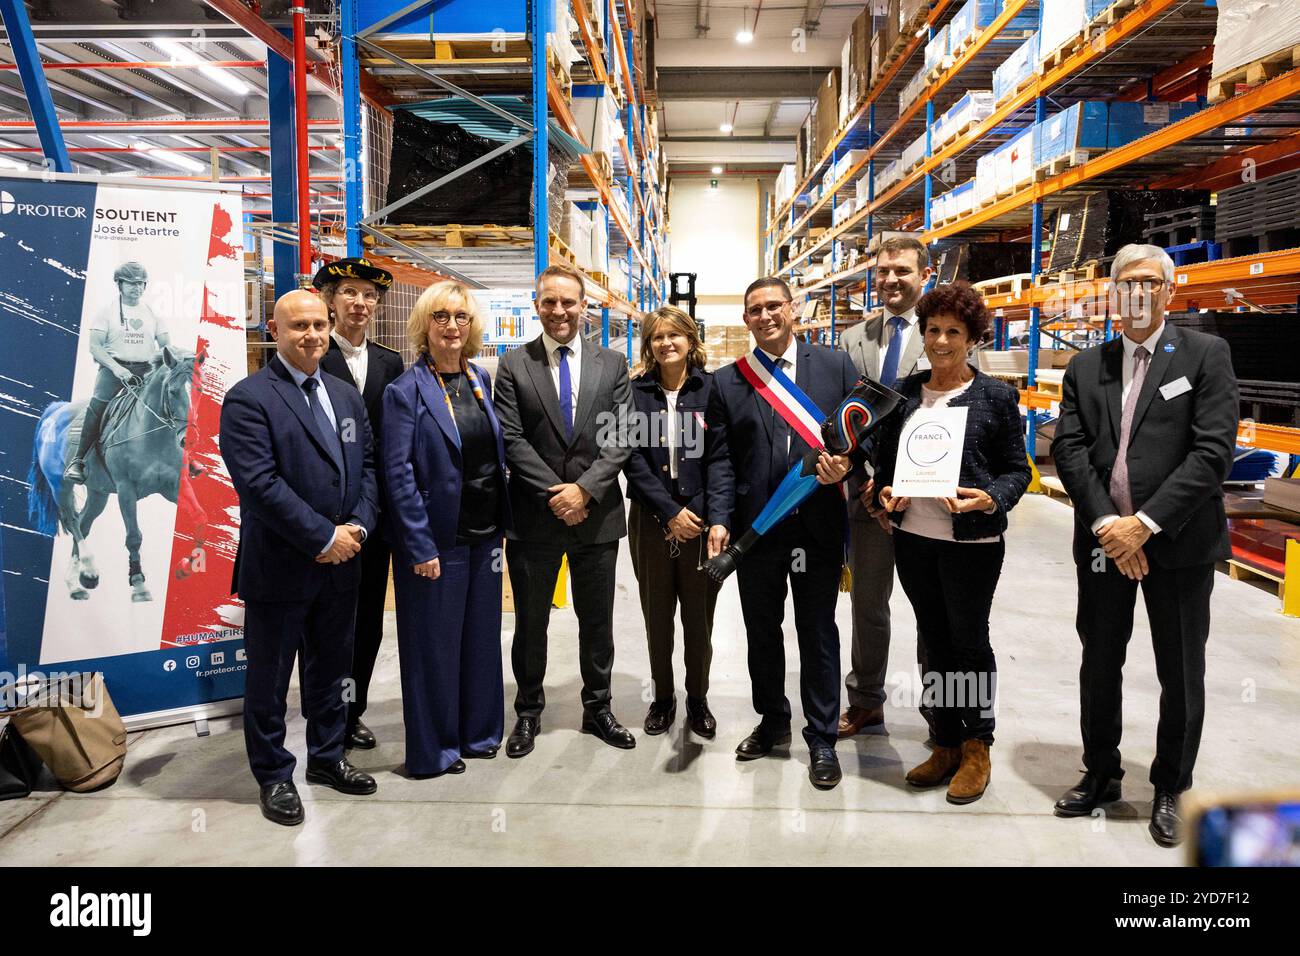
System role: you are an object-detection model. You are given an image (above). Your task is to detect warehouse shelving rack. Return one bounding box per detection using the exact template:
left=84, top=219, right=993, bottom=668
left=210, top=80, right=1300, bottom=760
left=340, top=0, right=666, bottom=361
left=762, top=0, right=1300, bottom=461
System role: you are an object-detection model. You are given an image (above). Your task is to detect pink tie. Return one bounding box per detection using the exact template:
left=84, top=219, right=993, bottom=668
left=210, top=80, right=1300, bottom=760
left=1109, top=345, right=1149, bottom=516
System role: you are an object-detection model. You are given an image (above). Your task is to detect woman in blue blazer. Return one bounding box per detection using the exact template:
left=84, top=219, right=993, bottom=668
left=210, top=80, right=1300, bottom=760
left=382, top=281, right=511, bottom=777
left=624, top=306, right=732, bottom=739
left=875, top=282, right=1031, bottom=805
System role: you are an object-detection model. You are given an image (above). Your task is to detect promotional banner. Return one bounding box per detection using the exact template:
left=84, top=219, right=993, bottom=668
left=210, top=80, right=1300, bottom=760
left=0, top=173, right=247, bottom=721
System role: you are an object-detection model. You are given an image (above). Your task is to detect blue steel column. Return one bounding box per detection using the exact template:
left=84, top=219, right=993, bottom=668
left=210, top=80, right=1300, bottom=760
left=532, top=0, right=551, bottom=276
left=923, top=99, right=934, bottom=231
left=602, top=306, right=610, bottom=347
left=1026, top=93, right=1046, bottom=461
left=865, top=102, right=875, bottom=310
left=340, top=0, right=364, bottom=257
left=829, top=143, right=839, bottom=346
left=0, top=0, right=70, bottom=172
left=267, top=49, right=299, bottom=298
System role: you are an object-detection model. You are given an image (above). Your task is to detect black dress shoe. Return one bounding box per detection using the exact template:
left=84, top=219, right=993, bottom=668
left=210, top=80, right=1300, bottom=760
left=305, top=758, right=377, bottom=795
left=506, top=717, right=539, bottom=758
left=686, top=696, right=716, bottom=739
left=735, top=724, right=792, bottom=760
left=345, top=719, right=376, bottom=751
left=808, top=745, right=842, bottom=791
left=464, top=745, right=499, bottom=759
left=582, top=709, right=637, bottom=749
left=1150, top=789, right=1182, bottom=847
left=643, top=698, right=677, bottom=735
left=1054, top=772, right=1122, bottom=817
left=259, top=780, right=304, bottom=826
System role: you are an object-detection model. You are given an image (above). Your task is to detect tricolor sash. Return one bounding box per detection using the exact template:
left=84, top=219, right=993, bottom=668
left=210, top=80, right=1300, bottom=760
left=736, top=348, right=825, bottom=450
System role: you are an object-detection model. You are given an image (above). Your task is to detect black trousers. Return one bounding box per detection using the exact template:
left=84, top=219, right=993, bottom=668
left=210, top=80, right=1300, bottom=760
left=893, top=529, right=1003, bottom=747
left=1074, top=534, right=1213, bottom=793
left=735, top=520, right=842, bottom=750
left=628, top=501, right=717, bottom=702
left=345, top=533, right=391, bottom=731
left=507, top=537, right=619, bottom=718
left=243, top=577, right=357, bottom=786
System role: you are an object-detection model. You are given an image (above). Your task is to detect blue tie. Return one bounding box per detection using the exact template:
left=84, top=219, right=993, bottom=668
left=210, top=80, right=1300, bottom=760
left=302, top=377, right=345, bottom=479
left=879, top=315, right=908, bottom=387
left=557, top=345, right=574, bottom=442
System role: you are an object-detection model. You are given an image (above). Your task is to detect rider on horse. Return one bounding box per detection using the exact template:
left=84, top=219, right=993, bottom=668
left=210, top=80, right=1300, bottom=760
left=64, top=261, right=172, bottom=484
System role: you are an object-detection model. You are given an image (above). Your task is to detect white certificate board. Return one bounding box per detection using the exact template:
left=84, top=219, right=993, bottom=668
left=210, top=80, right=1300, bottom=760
left=892, top=406, right=968, bottom=498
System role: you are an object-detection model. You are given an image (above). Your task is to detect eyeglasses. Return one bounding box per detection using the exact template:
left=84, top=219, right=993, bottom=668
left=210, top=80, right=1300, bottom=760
left=430, top=310, right=472, bottom=326
left=1112, top=279, right=1165, bottom=296
left=745, top=300, right=790, bottom=319
left=336, top=287, right=379, bottom=304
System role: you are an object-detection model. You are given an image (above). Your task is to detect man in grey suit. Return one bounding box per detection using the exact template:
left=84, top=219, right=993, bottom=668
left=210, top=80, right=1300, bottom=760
left=836, top=235, right=932, bottom=737
left=494, top=263, right=635, bottom=757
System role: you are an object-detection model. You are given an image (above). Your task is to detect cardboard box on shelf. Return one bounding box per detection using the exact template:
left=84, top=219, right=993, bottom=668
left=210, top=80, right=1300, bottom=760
left=815, top=69, right=841, bottom=160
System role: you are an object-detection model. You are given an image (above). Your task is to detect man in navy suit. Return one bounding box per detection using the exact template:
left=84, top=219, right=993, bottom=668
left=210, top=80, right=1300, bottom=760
left=220, top=289, right=381, bottom=826
left=706, top=277, right=861, bottom=790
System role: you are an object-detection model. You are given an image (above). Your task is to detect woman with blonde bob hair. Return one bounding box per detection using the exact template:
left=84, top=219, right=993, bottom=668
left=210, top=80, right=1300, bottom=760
left=623, top=305, right=731, bottom=739
left=382, top=280, right=511, bottom=777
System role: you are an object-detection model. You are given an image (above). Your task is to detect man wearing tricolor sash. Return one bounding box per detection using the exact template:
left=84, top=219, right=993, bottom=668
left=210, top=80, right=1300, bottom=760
left=705, top=277, right=865, bottom=791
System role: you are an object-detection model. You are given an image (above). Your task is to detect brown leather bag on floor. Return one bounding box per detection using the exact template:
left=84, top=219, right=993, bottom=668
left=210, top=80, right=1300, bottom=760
left=2, top=673, right=127, bottom=792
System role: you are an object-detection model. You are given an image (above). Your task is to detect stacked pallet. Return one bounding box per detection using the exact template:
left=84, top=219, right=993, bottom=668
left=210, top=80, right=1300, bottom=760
left=1215, top=169, right=1300, bottom=258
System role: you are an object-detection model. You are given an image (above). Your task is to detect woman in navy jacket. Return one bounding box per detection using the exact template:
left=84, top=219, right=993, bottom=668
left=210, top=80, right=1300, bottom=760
left=382, top=281, right=511, bottom=777
left=624, top=306, right=732, bottom=739
left=875, top=282, right=1030, bottom=805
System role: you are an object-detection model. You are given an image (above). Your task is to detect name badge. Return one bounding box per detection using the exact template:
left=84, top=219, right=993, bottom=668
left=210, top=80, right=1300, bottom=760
left=1159, top=376, right=1192, bottom=401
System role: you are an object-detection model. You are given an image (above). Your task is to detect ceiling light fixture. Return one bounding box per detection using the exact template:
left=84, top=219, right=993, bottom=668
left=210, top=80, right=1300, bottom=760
left=131, top=140, right=205, bottom=173
left=719, top=121, right=733, bottom=133
left=155, top=38, right=250, bottom=97
left=736, top=7, right=754, bottom=44
left=711, top=165, right=723, bottom=174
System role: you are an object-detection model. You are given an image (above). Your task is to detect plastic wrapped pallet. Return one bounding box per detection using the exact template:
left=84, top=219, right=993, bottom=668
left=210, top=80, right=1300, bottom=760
left=1045, top=189, right=1213, bottom=272
left=994, top=126, right=1035, bottom=195
left=951, top=179, right=975, bottom=219
left=384, top=106, right=572, bottom=228
left=925, top=24, right=951, bottom=74
left=1211, top=0, right=1300, bottom=78
left=1034, top=101, right=1108, bottom=169
left=975, top=152, right=998, bottom=205
left=901, top=132, right=927, bottom=172
left=875, top=158, right=900, bottom=196
left=833, top=149, right=869, bottom=182
left=993, top=31, right=1039, bottom=103
left=571, top=85, right=622, bottom=159
left=935, top=91, right=996, bottom=147
left=1037, top=0, right=1089, bottom=64
left=579, top=201, right=610, bottom=273
left=898, top=0, right=928, bottom=36
left=775, top=164, right=797, bottom=208
left=855, top=173, right=872, bottom=204
left=899, top=65, right=928, bottom=115
left=561, top=202, right=594, bottom=270
left=930, top=240, right=1033, bottom=284
left=833, top=197, right=857, bottom=225
left=950, top=0, right=997, bottom=50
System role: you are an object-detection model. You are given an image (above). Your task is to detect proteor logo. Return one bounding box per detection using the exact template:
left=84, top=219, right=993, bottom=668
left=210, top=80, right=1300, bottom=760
left=0, top=190, right=88, bottom=217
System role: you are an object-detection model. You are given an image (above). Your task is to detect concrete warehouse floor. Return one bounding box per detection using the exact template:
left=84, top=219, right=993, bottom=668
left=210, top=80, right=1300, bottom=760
left=2, top=493, right=1297, bottom=866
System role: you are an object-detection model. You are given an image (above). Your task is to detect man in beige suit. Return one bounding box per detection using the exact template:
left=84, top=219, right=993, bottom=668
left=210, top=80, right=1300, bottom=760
left=836, top=235, right=932, bottom=737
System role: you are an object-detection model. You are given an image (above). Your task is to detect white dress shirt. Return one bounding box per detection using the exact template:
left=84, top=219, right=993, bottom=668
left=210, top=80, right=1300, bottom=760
left=664, top=387, right=681, bottom=480
left=331, top=330, right=368, bottom=394
left=759, top=337, right=799, bottom=456
left=541, top=330, right=582, bottom=427
left=1090, top=320, right=1166, bottom=536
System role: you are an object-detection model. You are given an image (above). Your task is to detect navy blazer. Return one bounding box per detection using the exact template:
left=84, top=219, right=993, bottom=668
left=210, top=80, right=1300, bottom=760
left=874, top=367, right=1031, bottom=540
left=624, top=366, right=733, bottom=527
left=381, top=358, right=511, bottom=566
left=707, top=341, right=864, bottom=553
left=220, top=354, right=379, bottom=602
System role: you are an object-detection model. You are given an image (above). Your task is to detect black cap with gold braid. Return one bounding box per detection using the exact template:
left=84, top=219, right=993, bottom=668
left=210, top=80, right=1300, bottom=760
left=311, top=257, right=394, bottom=290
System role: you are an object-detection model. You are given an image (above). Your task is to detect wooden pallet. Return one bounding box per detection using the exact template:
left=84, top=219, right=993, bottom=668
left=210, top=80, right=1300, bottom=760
left=1040, top=31, right=1086, bottom=71
left=1036, top=260, right=1102, bottom=285
left=925, top=56, right=954, bottom=84
left=1228, top=558, right=1285, bottom=598
left=1039, top=475, right=1072, bottom=501
left=1208, top=45, right=1300, bottom=103
left=973, top=273, right=1034, bottom=296
left=548, top=48, right=573, bottom=96
left=1034, top=149, right=1098, bottom=181
left=379, top=224, right=532, bottom=248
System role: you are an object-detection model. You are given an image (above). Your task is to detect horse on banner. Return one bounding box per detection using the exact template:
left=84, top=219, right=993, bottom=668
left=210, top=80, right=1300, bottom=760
left=27, top=349, right=202, bottom=602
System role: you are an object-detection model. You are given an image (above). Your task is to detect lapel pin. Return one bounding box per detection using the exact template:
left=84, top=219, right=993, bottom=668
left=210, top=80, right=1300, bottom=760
left=1163, top=343, right=1175, bottom=353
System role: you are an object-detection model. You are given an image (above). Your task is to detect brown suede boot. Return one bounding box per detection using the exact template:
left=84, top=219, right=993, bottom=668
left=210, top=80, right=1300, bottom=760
left=905, top=745, right=961, bottom=788
left=947, top=739, right=991, bottom=804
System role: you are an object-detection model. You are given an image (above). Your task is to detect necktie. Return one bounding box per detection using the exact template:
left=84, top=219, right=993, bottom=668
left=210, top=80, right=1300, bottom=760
left=1108, top=345, right=1149, bottom=516
left=302, top=377, right=345, bottom=481
left=557, top=346, right=574, bottom=442
left=879, top=315, right=908, bottom=387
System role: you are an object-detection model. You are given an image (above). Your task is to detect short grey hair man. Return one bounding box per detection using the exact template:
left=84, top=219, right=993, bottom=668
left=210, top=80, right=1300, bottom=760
left=1110, top=243, right=1174, bottom=283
